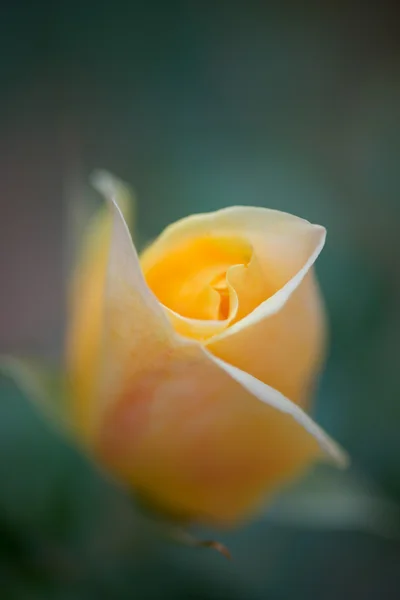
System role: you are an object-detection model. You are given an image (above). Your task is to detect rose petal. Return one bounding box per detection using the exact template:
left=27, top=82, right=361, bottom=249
left=206, top=351, right=347, bottom=468
left=97, top=338, right=347, bottom=524
left=97, top=194, right=175, bottom=420
left=66, top=172, right=134, bottom=442
left=1, top=357, right=70, bottom=434
left=206, top=211, right=326, bottom=407
left=208, top=270, right=326, bottom=407
left=93, top=198, right=346, bottom=524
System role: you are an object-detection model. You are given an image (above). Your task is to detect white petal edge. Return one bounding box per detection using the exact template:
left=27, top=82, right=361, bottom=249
left=104, top=191, right=173, bottom=332
left=142, top=205, right=314, bottom=255
left=93, top=183, right=176, bottom=424
left=91, top=169, right=135, bottom=220
left=204, top=349, right=349, bottom=469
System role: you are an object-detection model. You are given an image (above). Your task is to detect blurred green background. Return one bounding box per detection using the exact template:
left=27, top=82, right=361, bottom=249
left=1, top=2, right=400, bottom=598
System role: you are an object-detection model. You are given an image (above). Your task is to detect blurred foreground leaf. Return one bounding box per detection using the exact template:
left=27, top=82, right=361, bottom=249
left=265, top=467, right=400, bottom=540
left=0, top=357, right=70, bottom=434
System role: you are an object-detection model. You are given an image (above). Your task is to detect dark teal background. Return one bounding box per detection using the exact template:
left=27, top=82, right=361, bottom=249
left=0, top=2, right=400, bottom=598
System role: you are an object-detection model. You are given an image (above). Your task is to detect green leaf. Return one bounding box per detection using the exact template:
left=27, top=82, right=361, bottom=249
left=0, top=357, right=70, bottom=435
left=265, top=467, right=400, bottom=540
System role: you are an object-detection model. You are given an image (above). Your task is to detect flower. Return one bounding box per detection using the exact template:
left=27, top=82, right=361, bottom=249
left=66, top=173, right=347, bottom=525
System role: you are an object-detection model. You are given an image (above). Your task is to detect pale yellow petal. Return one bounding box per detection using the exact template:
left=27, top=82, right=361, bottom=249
left=208, top=271, right=326, bottom=407
left=207, top=215, right=326, bottom=408
left=66, top=205, right=112, bottom=442
left=97, top=195, right=175, bottom=424
left=86, top=203, right=345, bottom=524
left=96, top=338, right=346, bottom=525
left=69, top=196, right=343, bottom=524
left=207, top=351, right=346, bottom=467
left=66, top=173, right=134, bottom=443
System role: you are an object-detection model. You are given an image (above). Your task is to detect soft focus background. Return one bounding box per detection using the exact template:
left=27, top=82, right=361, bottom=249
left=1, top=2, right=400, bottom=599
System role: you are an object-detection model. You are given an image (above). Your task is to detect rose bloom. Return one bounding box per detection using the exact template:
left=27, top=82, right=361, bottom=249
left=66, top=174, right=347, bottom=527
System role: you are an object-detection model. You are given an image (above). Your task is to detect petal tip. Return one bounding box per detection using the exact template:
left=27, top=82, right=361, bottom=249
left=322, top=438, right=350, bottom=470
left=90, top=170, right=134, bottom=220
left=90, top=169, right=118, bottom=197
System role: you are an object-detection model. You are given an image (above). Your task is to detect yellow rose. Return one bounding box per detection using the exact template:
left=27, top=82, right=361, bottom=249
left=66, top=173, right=347, bottom=526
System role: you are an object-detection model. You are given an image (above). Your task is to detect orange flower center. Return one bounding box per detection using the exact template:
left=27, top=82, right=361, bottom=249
left=143, top=235, right=252, bottom=321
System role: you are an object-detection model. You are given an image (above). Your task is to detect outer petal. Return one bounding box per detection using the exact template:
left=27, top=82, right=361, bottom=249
left=93, top=198, right=346, bottom=524
left=66, top=172, right=134, bottom=443
left=208, top=271, right=327, bottom=408
left=207, top=213, right=326, bottom=408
